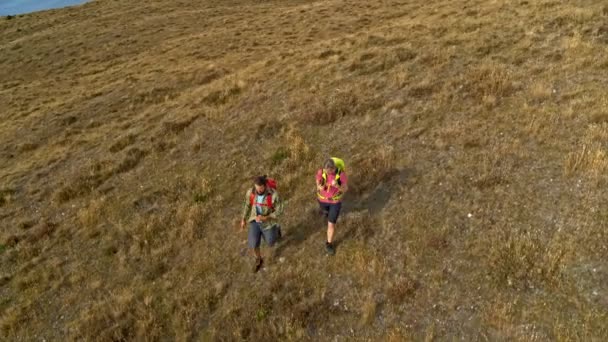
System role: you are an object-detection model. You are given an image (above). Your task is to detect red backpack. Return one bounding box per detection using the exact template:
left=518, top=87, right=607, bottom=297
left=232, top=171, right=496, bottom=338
left=249, top=178, right=277, bottom=210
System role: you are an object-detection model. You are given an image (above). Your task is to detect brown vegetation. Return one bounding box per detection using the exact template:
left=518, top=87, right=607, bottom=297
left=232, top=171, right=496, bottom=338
left=1, top=0, right=608, bottom=340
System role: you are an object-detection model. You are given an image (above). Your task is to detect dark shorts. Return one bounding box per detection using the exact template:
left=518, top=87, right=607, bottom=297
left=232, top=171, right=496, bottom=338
left=248, top=221, right=280, bottom=249
left=319, top=201, right=342, bottom=224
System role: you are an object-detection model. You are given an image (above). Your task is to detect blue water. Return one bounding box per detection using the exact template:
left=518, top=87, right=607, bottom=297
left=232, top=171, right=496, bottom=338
left=0, top=0, right=89, bottom=16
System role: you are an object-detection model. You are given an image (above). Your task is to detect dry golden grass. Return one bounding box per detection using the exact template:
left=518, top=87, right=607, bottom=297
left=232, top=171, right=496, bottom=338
left=1, top=0, right=608, bottom=340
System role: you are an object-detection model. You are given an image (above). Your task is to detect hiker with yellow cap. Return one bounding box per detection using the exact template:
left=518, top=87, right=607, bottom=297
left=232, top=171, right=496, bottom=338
left=316, top=157, right=348, bottom=255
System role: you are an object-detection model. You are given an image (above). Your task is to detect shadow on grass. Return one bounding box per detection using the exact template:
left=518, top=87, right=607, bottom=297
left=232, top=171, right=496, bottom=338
left=337, top=168, right=412, bottom=248
left=274, top=168, right=412, bottom=254
left=273, top=206, right=326, bottom=258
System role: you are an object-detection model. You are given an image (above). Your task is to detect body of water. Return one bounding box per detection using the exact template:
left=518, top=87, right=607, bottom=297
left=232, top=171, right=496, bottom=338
left=1, top=0, right=89, bottom=16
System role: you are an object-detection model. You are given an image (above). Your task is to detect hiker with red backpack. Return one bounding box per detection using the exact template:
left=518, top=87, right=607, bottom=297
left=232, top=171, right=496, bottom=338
left=316, top=158, right=348, bottom=255
left=240, top=175, right=284, bottom=272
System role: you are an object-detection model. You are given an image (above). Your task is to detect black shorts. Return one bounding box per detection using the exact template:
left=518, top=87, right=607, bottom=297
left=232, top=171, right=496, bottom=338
left=318, top=201, right=342, bottom=224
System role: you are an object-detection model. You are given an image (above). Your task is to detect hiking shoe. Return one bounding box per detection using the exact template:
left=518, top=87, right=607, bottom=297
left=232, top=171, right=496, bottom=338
left=325, top=242, right=336, bottom=256
left=253, top=257, right=264, bottom=273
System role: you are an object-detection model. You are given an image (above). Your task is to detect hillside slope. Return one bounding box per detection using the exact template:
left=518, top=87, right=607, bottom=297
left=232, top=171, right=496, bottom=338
left=1, top=0, right=608, bottom=340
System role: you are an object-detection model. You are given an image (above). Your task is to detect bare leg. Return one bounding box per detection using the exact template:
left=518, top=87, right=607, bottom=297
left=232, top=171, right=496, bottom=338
left=327, top=222, right=335, bottom=244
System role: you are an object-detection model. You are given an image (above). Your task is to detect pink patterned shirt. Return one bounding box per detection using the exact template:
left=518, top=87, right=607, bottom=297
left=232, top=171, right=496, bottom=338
left=316, top=169, right=348, bottom=204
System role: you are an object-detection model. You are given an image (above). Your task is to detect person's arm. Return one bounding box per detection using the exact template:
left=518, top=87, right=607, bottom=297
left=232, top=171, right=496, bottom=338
left=267, top=192, right=284, bottom=220
left=241, top=189, right=252, bottom=228
left=334, top=172, right=348, bottom=193
left=315, top=169, right=325, bottom=191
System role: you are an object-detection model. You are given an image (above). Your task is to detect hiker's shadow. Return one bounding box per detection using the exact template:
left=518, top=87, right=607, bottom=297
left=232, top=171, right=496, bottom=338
left=273, top=206, right=326, bottom=258
left=337, top=168, right=412, bottom=247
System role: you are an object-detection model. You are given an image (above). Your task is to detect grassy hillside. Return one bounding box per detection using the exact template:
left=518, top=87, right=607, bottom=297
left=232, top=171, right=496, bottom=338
left=1, top=0, right=608, bottom=340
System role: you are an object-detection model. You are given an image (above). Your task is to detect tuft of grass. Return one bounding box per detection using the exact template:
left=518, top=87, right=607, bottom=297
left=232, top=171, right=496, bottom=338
left=201, top=79, right=245, bottom=106
left=14, top=271, right=39, bottom=291
left=55, top=174, right=106, bottom=202
left=318, top=49, right=340, bottom=59
left=360, top=295, right=378, bottom=326
left=564, top=145, right=608, bottom=177
left=54, top=159, right=117, bottom=202
left=109, top=133, right=137, bottom=153
left=590, top=111, right=608, bottom=124
left=256, top=306, right=270, bottom=322
left=162, top=115, right=200, bottom=135
left=387, top=276, right=419, bottom=303
left=0, top=304, right=28, bottom=337
left=192, top=193, right=208, bottom=203
left=115, top=148, right=147, bottom=174
left=341, top=210, right=376, bottom=242
left=17, top=142, right=39, bottom=152
left=408, top=79, right=438, bottom=98
left=270, top=146, right=290, bottom=166
left=486, top=230, right=567, bottom=290
left=298, top=86, right=382, bottom=125
left=351, top=145, right=397, bottom=194
left=564, top=123, right=608, bottom=177
left=0, top=188, right=15, bottom=207
left=68, top=290, right=141, bottom=341
left=458, top=63, right=515, bottom=103
left=78, top=198, right=105, bottom=228
left=25, top=222, right=58, bottom=244
left=529, top=81, right=553, bottom=102
left=3, top=235, right=20, bottom=248
left=0, top=274, right=12, bottom=287
left=18, top=220, right=36, bottom=230
left=283, top=127, right=315, bottom=170
left=393, top=46, right=417, bottom=62
left=386, top=328, right=414, bottom=341
left=193, top=177, right=213, bottom=204
left=174, top=202, right=206, bottom=241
